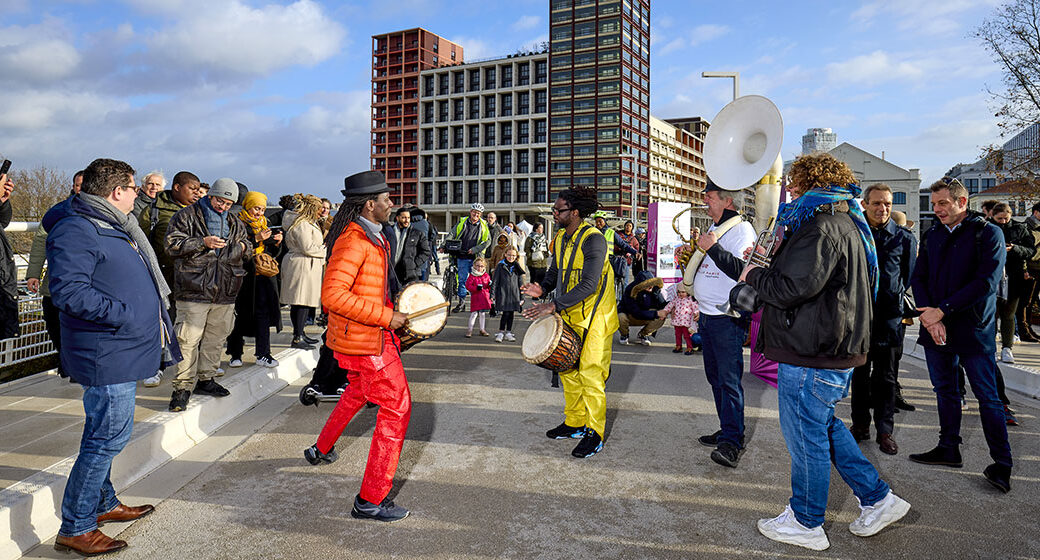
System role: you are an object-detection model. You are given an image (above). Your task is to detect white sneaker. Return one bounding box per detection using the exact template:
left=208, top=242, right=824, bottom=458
left=256, top=355, right=279, bottom=368
left=214, top=367, right=225, bottom=377
left=639, top=336, right=652, bottom=346
left=757, top=505, right=829, bottom=551
left=504, top=332, right=516, bottom=342
left=619, top=337, right=629, bottom=345
left=1001, top=347, right=1015, bottom=364
left=494, top=332, right=505, bottom=343
left=849, top=491, right=910, bottom=537
left=229, top=358, right=243, bottom=368
left=142, top=370, right=163, bottom=388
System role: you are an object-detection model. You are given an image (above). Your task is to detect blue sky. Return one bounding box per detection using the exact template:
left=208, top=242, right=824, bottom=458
left=0, top=0, right=1009, bottom=200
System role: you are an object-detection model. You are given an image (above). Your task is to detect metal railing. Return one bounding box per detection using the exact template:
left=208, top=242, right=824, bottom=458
left=0, top=222, right=56, bottom=369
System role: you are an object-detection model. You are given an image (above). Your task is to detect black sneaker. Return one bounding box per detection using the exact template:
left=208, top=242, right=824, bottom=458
left=193, top=379, right=230, bottom=397
left=908, top=445, right=963, bottom=468
left=546, top=422, right=585, bottom=440
left=304, top=444, right=339, bottom=465
left=302, top=334, right=320, bottom=345
left=571, top=428, right=603, bottom=458
left=711, top=442, right=740, bottom=468
left=291, top=337, right=316, bottom=350
left=351, top=494, right=409, bottom=522
left=698, top=430, right=722, bottom=447
left=894, top=395, right=916, bottom=411
left=168, top=389, right=191, bottom=412
left=451, top=302, right=465, bottom=313
left=983, top=463, right=1011, bottom=493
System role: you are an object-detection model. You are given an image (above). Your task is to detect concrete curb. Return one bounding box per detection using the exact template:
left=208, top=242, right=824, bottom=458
left=0, top=347, right=318, bottom=560
left=902, top=334, right=1040, bottom=399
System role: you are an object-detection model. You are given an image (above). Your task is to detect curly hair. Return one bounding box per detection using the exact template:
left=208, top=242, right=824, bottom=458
left=788, top=153, right=856, bottom=196
left=557, top=185, right=600, bottom=218
left=291, top=194, right=324, bottom=225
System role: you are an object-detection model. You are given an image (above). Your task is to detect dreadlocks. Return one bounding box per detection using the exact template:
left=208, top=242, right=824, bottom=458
left=557, top=185, right=600, bottom=218
left=324, top=193, right=380, bottom=261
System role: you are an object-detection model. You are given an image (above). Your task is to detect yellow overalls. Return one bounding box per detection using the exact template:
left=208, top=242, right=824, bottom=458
left=552, top=225, right=619, bottom=438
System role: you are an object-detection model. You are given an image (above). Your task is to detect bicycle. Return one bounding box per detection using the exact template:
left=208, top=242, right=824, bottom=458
left=441, top=255, right=460, bottom=314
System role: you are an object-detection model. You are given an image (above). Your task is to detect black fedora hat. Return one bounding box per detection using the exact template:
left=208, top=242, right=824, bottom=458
left=342, top=170, right=390, bottom=196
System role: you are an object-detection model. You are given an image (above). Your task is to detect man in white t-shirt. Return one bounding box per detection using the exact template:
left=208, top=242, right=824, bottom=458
left=690, top=180, right=757, bottom=468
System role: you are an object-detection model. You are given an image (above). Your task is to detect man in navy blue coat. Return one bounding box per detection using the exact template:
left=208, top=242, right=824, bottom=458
left=909, top=177, right=1013, bottom=493
left=45, top=158, right=181, bottom=555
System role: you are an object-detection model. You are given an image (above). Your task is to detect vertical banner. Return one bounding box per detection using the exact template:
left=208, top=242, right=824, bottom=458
left=648, top=202, right=688, bottom=298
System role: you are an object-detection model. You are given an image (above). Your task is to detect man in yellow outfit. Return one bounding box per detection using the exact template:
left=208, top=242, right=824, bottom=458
left=523, top=186, right=619, bottom=458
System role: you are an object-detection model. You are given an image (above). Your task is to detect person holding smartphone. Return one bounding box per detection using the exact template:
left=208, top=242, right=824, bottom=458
left=0, top=160, right=18, bottom=340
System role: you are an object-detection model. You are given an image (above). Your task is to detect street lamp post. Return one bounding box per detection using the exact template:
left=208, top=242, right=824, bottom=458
left=701, top=71, right=740, bottom=101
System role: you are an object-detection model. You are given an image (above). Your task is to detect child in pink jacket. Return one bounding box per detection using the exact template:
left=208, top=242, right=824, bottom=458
left=658, top=289, right=700, bottom=355
left=464, top=258, right=492, bottom=337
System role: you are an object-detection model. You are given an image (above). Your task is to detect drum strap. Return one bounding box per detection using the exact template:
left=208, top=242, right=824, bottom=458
left=550, top=225, right=610, bottom=388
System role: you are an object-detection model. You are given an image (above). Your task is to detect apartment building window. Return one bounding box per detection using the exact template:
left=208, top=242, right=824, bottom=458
left=501, top=65, right=513, bottom=88
left=535, top=60, right=548, bottom=83
left=437, top=182, right=448, bottom=205
left=518, top=151, right=529, bottom=173
left=484, top=152, right=496, bottom=175
left=501, top=122, right=512, bottom=145
left=518, top=63, right=530, bottom=85
left=423, top=76, right=434, bottom=96
left=518, top=121, right=530, bottom=144
left=437, top=154, right=448, bottom=177
left=454, top=72, right=465, bottom=93
left=517, top=178, right=529, bottom=203
left=517, top=91, right=530, bottom=115
left=534, top=178, right=547, bottom=202
left=484, top=180, right=496, bottom=203
left=501, top=152, right=512, bottom=174
left=534, top=120, right=547, bottom=143
left=535, top=90, right=547, bottom=112
left=468, top=181, right=479, bottom=202
left=423, top=183, right=433, bottom=205
left=437, top=128, right=448, bottom=149
left=453, top=181, right=463, bottom=203
left=438, top=100, right=448, bottom=122
left=453, top=153, right=464, bottom=175
left=500, top=179, right=512, bottom=203
left=469, top=98, right=480, bottom=119
left=468, top=125, right=480, bottom=147
left=501, top=94, right=512, bottom=116
left=485, top=67, right=497, bottom=89
left=469, top=69, right=480, bottom=91
left=453, top=127, right=464, bottom=148
left=453, top=99, right=464, bottom=120
left=484, top=96, right=496, bottom=118
left=423, top=102, right=434, bottom=123
left=534, top=149, right=547, bottom=172
left=468, top=153, right=480, bottom=175
left=422, top=155, right=433, bottom=176
left=893, top=192, right=907, bottom=205
left=484, top=123, right=496, bottom=146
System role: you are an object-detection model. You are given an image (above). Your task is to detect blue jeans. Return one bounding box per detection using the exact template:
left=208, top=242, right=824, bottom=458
left=457, top=257, right=474, bottom=299
left=698, top=313, right=747, bottom=447
left=923, top=349, right=1013, bottom=467
left=777, top=364, right=890, bottom=528
left=59, top=381, right=137, bottom=537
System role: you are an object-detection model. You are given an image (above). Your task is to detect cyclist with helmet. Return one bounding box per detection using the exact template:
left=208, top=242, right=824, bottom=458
left=448, top=203, right=492, bottom=313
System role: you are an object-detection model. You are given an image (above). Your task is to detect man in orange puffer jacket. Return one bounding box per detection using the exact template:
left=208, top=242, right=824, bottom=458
left=303, top=170, right=412, bottom=523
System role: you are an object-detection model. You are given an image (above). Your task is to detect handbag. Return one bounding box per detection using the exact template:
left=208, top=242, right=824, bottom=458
left=254, top=251, right=279, bottom=277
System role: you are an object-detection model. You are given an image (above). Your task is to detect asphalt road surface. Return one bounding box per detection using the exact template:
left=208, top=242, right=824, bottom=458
left=29, top=314, right=1040, bottom=559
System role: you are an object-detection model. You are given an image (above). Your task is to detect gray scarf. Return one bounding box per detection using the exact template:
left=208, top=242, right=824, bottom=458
left=79, top=192, right=172, bottom=308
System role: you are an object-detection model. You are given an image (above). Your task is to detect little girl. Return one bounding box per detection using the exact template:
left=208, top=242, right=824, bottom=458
left=492, top=247, right=526, bottom=342
left=658, top=288, right=700, bottom=355
left=464, top=258, right=492, bottom=337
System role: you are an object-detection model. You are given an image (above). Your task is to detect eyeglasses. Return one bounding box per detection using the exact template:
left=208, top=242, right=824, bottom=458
left=552, top=206, right=574, bottom=215
left=120, top=185, right=141, bottom=195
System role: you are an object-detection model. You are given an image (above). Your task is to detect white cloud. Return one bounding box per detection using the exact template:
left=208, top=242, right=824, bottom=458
left=0, top=20, right=82, bottom=83
left=826, top=50, right=923, bottom=86
left=689, top=24, right=729, bottom=46
left=657, top=37, right=686, bottom=56
left=147, top=0, right=345, bottom=75
left=450, top=36, right=501, bottom=60
left=0, top=89, right=121, bottom=130
left=512, top=15, right=540, bottom=31
left=852, top=0, right=1002, bottom=35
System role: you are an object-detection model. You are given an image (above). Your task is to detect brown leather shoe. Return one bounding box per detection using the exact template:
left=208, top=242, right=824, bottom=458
left=54, top=530, right=127, bottom=556
left=97, top=503, right=155, bottom=525
left=877, top=433, right=898, bottom=455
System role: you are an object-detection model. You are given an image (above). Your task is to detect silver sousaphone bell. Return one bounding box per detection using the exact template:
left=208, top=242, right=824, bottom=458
left=682, top=95, right=784, bottom=317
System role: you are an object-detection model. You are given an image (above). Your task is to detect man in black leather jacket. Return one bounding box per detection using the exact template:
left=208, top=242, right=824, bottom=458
left=742, top=153, right=909, bottom=552
left=163, top=178, right=252, bottom=411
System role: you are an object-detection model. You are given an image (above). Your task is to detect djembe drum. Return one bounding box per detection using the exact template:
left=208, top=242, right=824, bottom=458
left=521, top=314, right=582, bottom=372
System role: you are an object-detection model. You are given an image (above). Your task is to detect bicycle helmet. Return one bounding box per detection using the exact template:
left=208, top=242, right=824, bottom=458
left=470, top=203, right=485, bottom=212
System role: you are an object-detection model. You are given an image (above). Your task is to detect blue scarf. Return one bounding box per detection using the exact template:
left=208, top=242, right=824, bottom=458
left=775, top=183, right=878, bottom=297
left=199, top=197, right=230, bottom=256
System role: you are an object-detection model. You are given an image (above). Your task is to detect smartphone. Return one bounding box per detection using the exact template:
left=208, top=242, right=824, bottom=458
left=268, top=225, right=283, bottom=231
left=0, top=160, right=11, bottom=176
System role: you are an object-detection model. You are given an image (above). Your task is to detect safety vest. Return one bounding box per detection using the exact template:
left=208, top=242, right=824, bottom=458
left=453, top=217, right=491, bottom=255
left=552, top=225, right=619, bottom=331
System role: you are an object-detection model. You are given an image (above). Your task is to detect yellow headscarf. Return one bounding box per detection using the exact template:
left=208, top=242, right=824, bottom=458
left=239, top=191, right=269, bottom=255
